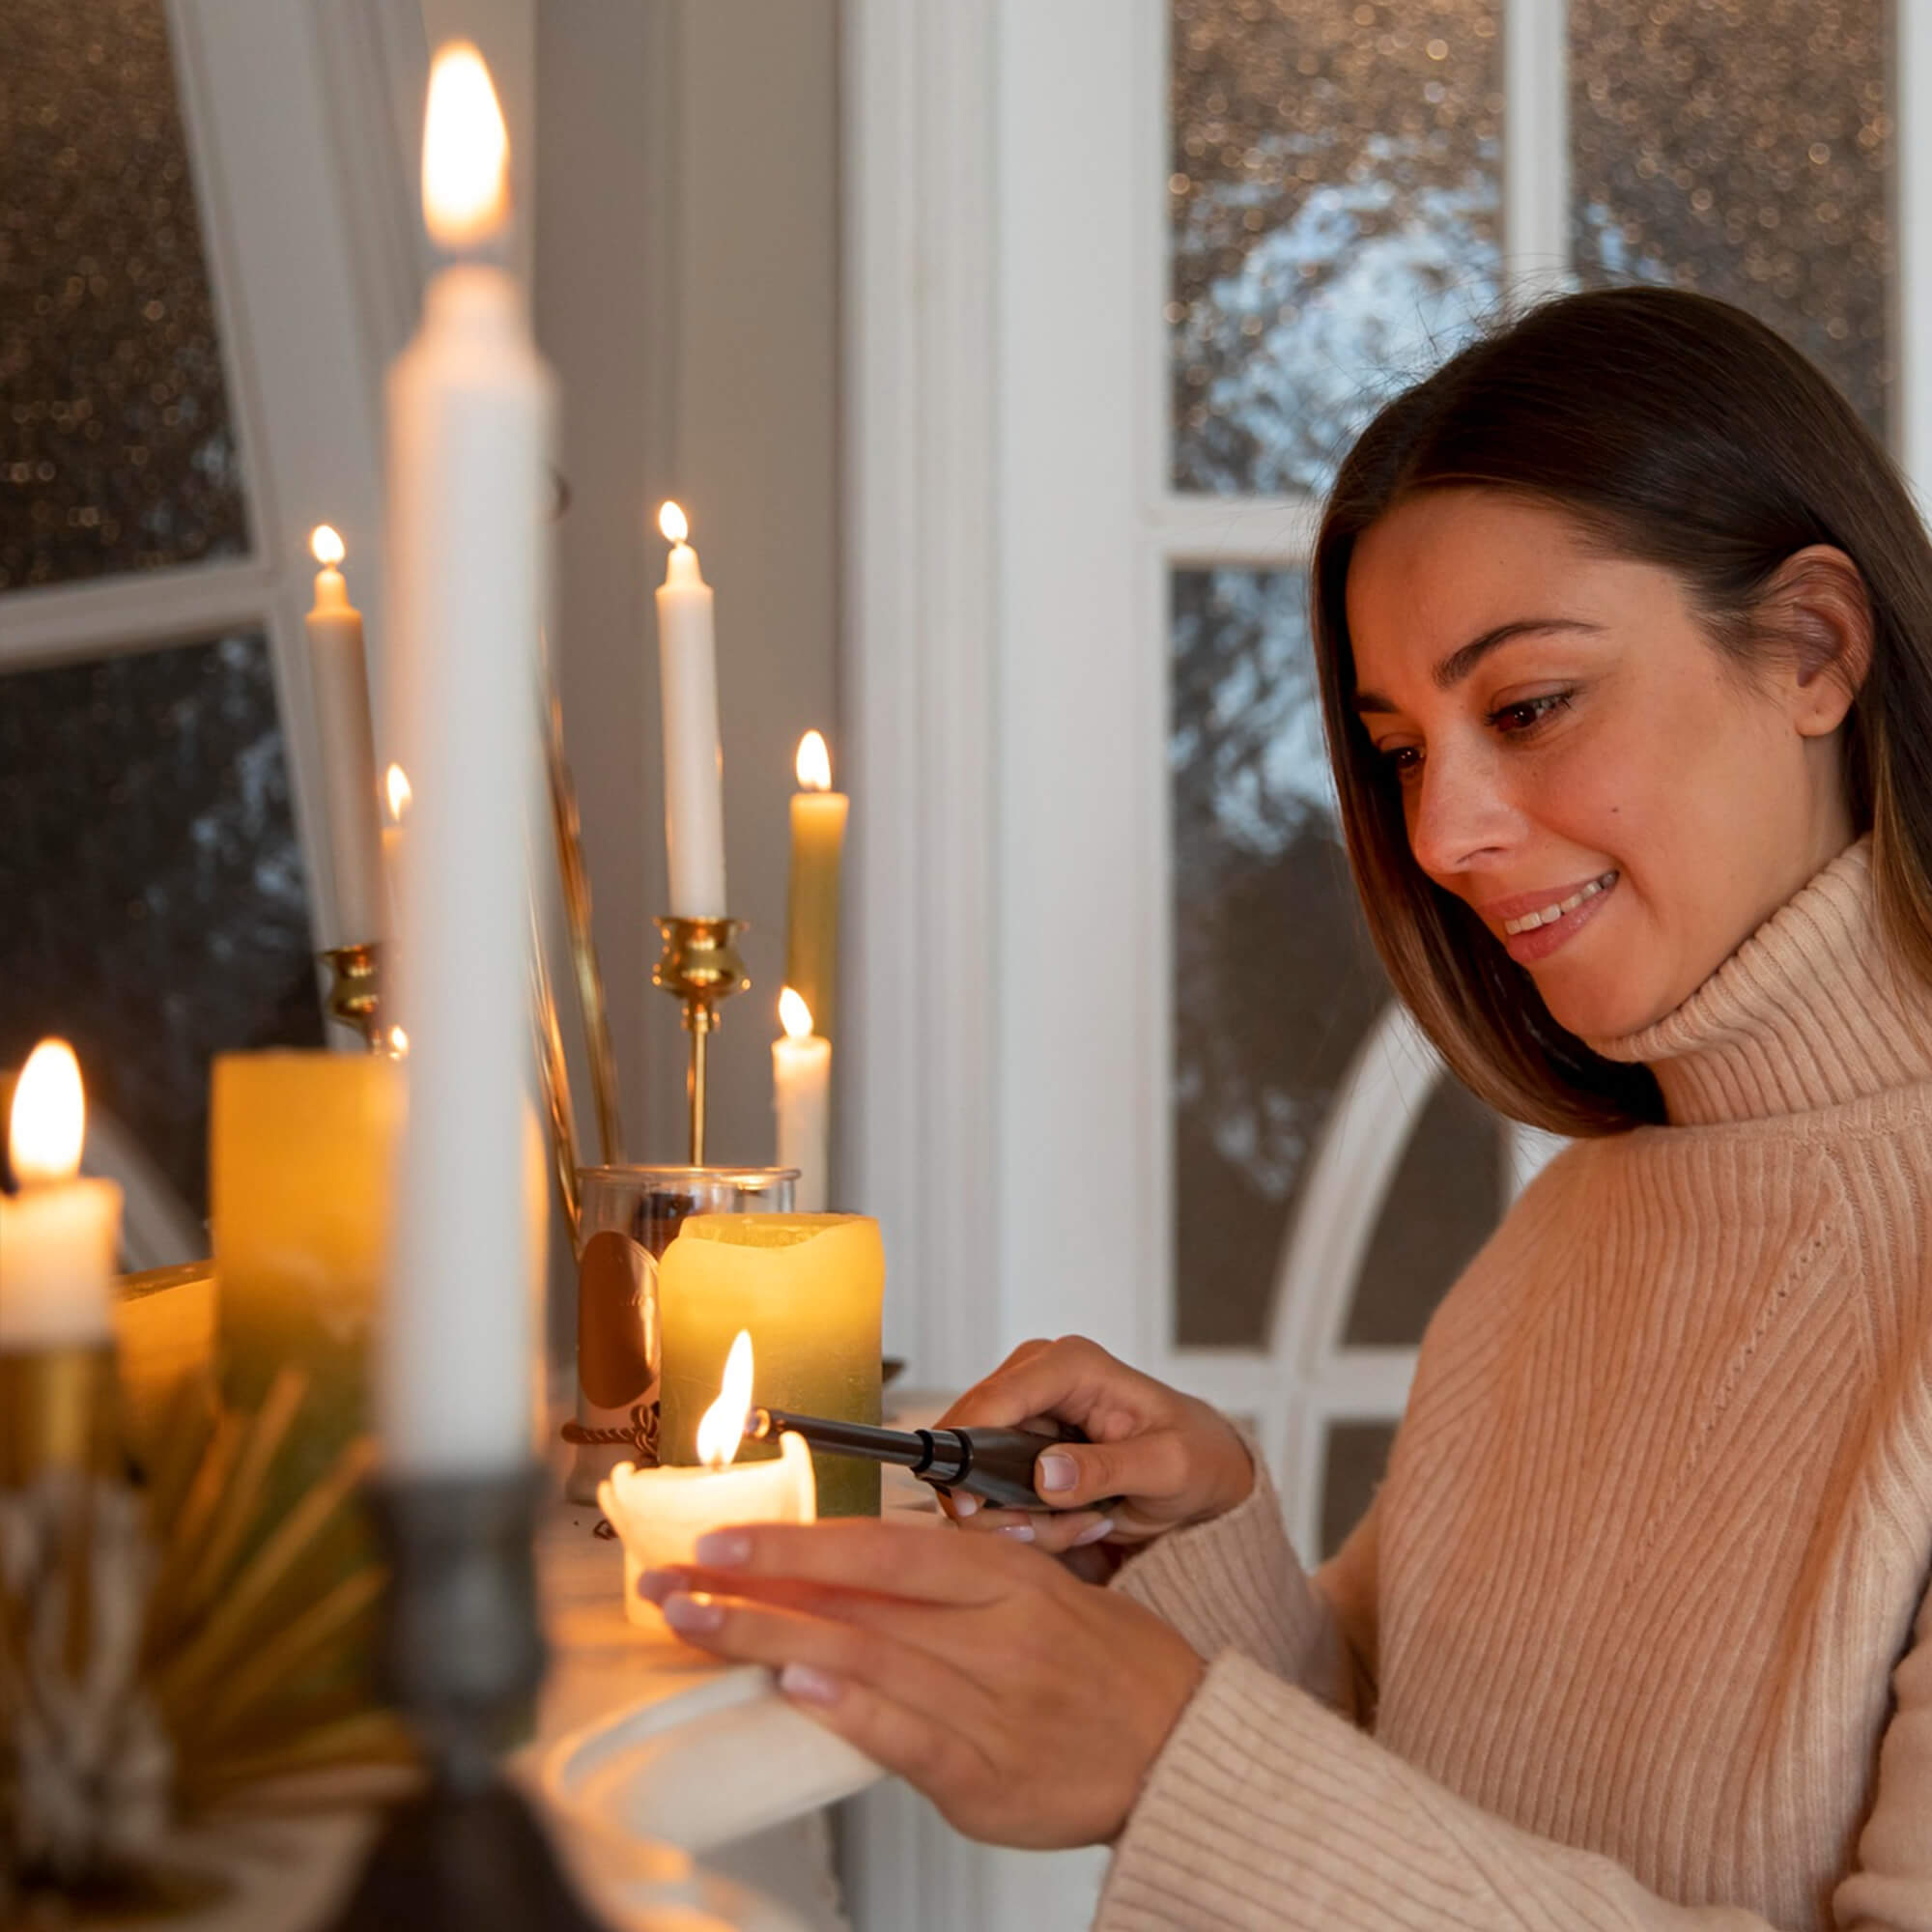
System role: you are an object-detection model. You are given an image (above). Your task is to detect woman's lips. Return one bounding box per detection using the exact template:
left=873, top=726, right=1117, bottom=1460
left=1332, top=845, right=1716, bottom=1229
left=1499, top=872, right=1618, bottom=964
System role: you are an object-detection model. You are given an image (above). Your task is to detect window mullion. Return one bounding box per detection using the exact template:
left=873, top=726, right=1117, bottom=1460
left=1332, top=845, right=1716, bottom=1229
left=1505, top=0, right=1571, bottom=306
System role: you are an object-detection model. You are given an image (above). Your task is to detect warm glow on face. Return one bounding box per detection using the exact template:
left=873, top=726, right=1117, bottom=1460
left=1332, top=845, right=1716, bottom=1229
left=795, top=730, right=832, bottom=792
left=310, top=525, right=345, bottom=567
left=658, top=500, right=689, bottom=546
left=422, top=43, right=510, bottom=250
left=386, top=764, right=412, bottom=822
left=779, top=987, right=814, bottom=1041
left=10, top=1038, right=84, bottom=1186
left=696, top=1329, right=754, bottom=1472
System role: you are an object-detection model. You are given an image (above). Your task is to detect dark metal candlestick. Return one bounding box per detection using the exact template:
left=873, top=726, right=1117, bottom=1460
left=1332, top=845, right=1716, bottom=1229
left=324, top=1469, right=606, bottom=1930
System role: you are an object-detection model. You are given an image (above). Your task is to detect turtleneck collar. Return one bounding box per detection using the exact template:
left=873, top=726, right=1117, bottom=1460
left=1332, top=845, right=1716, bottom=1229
left=1581, top=837, right=1932, bottom=1126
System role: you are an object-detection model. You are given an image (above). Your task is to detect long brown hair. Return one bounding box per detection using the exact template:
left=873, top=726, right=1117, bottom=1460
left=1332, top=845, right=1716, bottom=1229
left=1314, top=286, right=1932, bottom=1135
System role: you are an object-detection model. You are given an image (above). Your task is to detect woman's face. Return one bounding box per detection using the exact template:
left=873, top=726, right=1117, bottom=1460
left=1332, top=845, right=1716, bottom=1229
left=1347, top=489, right=1860, bottom=1040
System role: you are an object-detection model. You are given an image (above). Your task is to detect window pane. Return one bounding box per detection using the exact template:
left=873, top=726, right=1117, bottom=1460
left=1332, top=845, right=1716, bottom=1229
left=1321, top=1418, right=1395, bottom=1558
left=0, top=635, right=322, bottom=1224
left=1172, top=566, right=1384, bottom=1346
left=1569, top=0, right=1892, bottom=440
left=1169, top=0, right=1504, bottom=497
left=1345, top=1076, right=1502, bottom=1346
left=1, top=0, right=250, bottom=591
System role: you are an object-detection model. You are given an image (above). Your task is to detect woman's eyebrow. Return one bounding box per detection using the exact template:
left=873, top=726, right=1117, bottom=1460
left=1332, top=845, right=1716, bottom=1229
left=1352, top=619, right=1605, bottom=714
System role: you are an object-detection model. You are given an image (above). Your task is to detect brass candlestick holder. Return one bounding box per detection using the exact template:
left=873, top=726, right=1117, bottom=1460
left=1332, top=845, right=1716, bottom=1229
left=650, top=917, right=749, bottom=1165
left=319, top=942, right=386, bottom=1053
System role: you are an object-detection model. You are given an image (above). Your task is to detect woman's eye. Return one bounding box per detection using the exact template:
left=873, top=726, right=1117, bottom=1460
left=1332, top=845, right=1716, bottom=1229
left=1379, top=744, right=1423, bottom=781
left=1488, top=691, right=1576, bottom=734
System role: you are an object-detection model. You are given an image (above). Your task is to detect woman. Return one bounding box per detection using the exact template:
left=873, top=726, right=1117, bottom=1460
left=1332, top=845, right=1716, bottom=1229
left=639, top=288, right=1932, bottom=1928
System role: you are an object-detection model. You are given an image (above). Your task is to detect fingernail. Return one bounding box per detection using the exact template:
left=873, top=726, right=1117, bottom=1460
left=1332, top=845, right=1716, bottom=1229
left=1071, top=1517, right=1115, bottom=1548
left=1037, top=1452, right=1077, bottom=1493
left=636, top=1567, right=682, bottom=1603
left=952, top=1493, right=980, bottom=1518
left=693, top=1529, right=752, bottom=1568
left=662, top=1591, right=724, bottom=1634
left=998, top=1521, right=1035, bottom=1542
left=780, top=1662, right=842, bottom=1706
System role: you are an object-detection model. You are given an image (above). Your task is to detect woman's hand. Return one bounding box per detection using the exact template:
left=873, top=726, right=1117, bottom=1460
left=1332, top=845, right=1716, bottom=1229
left=639, top=1521, right=1204, bottom=1848
left=935, top=1336, right=1254, bottom=1554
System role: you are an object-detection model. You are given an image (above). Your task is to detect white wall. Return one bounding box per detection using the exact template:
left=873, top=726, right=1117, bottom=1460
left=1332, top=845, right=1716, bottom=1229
left=533, top=0, right=841, bottom=1175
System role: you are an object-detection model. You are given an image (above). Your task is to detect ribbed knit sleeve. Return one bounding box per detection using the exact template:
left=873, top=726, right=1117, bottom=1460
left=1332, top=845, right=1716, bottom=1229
left=1097, top=1637, right=1932, bottom=1932
left=1109, top=1440, right=1375, bottom=1719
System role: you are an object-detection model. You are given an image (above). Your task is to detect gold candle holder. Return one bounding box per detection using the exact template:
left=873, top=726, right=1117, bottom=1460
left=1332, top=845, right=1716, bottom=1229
left=651, top=917, right=749, bottom=1165
left=318, top=942, right=386, bottom=1053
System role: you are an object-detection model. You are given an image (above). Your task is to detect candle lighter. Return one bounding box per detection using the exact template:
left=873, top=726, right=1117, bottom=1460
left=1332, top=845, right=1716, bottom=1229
left=746, top=1407, right=1105, bottom=1512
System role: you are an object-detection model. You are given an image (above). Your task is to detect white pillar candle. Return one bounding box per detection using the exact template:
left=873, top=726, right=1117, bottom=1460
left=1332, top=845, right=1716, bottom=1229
left=653, top=501, right=727, bottom=917
left=381, top=42, right=551, bottom=1476
left=598, top=1332, right=816, bottom=1639
left=305, top=526, right=386, bottom=946
left=772, top=987, right=831, bottom=1213
left=0, top=1040, right=122, bottom=1350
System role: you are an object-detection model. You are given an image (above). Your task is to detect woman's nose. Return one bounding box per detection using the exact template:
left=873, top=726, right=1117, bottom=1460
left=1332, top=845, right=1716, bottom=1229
left=1406, top=745, right=1517, bottom=881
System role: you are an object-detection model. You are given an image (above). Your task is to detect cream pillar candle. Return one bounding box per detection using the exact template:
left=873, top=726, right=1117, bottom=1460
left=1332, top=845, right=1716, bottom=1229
left=654, top=501, right=726, bottom=917
left=598, top=1330, right=816, bottom=1638
left=305, top=526, right=386, bottom=946
left=772, top=988, right=831, bottom=1212
left=783, top=730, right=847, bottom=1044
left=382, top=41, right=551, bottom=1476
left=0, top=1040, right=121, bottom=1350
left=660, top=1214, right=884, bottom=1517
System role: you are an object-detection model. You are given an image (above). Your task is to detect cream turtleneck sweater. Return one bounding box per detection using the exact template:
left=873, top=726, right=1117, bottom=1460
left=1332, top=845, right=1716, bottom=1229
left=1099, top=838, right=1932, bottom=1931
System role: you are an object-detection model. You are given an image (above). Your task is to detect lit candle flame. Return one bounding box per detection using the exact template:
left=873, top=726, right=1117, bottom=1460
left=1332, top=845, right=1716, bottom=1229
left=387, top=1026, right=411, bottom=1059
left=696, top=1329, right=754, bottom=1472
left=422, top=42, right=510, bottom=251
left=795, top=730, right=832, bottom=792
left=658, top=500, right=690, bottom=546
left=385, top=763, right=412, bottom=822
left=10, top=1038, right=84, bottom=1186
left=779, top=987, right=814, bottom=1042
left=310, top=525, right=345, bottom=567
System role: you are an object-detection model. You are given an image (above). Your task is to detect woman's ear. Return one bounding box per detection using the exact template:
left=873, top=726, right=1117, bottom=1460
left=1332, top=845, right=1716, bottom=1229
left=1754, top=545, right=1873, bottom=739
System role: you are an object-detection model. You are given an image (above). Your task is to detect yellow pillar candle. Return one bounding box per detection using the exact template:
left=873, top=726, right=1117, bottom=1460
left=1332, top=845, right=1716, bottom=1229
left=659, top=1213, right=883, bottom=1517
left=213, top=1050, right=401, bottom=1483
left=599, top=1330, right=816, bottom=1642
left=784, top=730, right=847, bottom=1046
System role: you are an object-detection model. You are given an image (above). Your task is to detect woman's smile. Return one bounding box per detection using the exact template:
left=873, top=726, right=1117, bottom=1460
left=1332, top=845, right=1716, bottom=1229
left=1480, top=869, right=1620, bottom=963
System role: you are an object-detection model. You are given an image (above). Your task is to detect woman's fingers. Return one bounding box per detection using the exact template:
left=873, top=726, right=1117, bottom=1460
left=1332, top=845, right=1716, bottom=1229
left=658, top=1587, right=999, bottom=1736
left=682, top=1518, right=1021, bottom=1604
left=936, top=1335, right=1129, bottom=1434
left=1033, top=1428, right=1190, bottom=1512
left=775, top=1662, right=991, bottom=1812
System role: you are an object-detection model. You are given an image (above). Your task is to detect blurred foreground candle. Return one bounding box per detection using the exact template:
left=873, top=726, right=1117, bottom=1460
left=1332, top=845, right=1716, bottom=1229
left=772, top=988, right=830, bottom=1211
left=598, top=1330, right=815, bottom=1640
left=305, top=526, right=385, bottom=945
left=0, top=1040, right=121, bottom=1350
left=784, top=730, right=846, bottom=1043
left=381, top=761, right=411, bottom=933
left=383, top=41, right=550, bottom=1475
left=213, top=1051, right=401, bottom=1488
left=654, top=501, right=726, bottom=916
left=660, top=1214, right=883, bottom=1517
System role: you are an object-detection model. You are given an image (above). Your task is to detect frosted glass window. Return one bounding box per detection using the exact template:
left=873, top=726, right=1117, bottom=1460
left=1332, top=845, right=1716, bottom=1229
left=1172, top=566, right=1507, bottom=1347
left=1169, top=0, right=1504, bottom=497
left=1321, top=1418, right=1395, bottom=1558
left=1, top=0, right=250, bottom=590
left=1346, top=1077, right=1503, bottom=1346
left=0, top=635, right=322, bottom=1221
left=1569, top=0, right=1892, bottom=440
